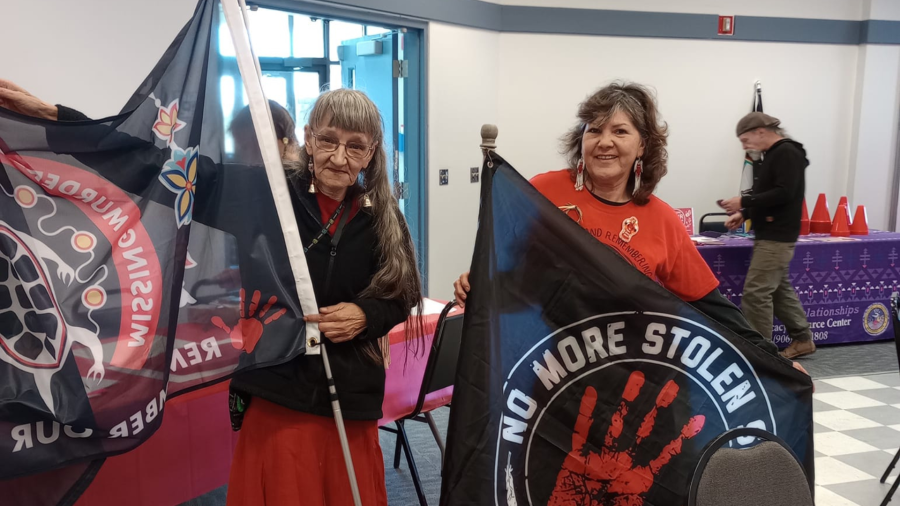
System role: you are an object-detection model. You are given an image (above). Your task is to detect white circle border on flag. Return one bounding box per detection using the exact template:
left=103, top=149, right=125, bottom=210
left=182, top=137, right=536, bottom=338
left=492, top=311, right=778, bottom=506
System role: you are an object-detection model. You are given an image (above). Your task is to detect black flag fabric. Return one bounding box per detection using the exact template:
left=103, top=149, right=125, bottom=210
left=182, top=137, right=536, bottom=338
left=0, top=1, right=311, bottom=504
left=754, top=84, right=764, bottom=113
left=739, top=84, right=764, bottom=199
left=440, top=153, right=813, bottom=506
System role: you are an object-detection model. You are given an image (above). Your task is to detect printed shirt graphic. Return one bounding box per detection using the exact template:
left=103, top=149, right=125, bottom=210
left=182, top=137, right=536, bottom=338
left=531, top=170, right=719, bottom=301
left=439, top=154, right=813, bottom=506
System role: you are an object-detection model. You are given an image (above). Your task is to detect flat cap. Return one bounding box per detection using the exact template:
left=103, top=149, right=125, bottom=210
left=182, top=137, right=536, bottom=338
left=736, top=112, right=780, bottom=136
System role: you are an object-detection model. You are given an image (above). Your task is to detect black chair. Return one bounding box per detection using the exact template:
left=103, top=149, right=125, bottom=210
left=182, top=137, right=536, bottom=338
left=878, top=292, right=900, bottom=506
left=699, top=212, right=730, bottom=233
left=380, top=300, right=464, bottom=506
left=688, top=427, right=813, bottom=506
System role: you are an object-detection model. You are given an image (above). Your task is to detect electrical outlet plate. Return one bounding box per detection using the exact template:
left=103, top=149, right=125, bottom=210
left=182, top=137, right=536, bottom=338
left=439, top=169, right=449, bottom=186
left=470, top=167, right=479, bottom=183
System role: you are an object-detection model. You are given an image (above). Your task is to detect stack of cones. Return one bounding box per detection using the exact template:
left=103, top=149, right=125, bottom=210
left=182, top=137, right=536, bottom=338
left=850, top=205, right=869, bottom=235
left=810, top=193, right=831, bottom=233
left=800, top=199, right=810, bottom=235
left=831, top=203, right=851, bottom=237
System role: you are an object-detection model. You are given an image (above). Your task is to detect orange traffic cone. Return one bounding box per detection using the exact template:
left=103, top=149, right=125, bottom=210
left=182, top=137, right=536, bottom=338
left=850, top=205, right=869, bottom=235
left=838, top=196, right=849, bottom=210
left=800, top=199, right=810, bottom=235
left=810, top=193, right=831, bottom=233
left=831, top=204, right=851, bottom=237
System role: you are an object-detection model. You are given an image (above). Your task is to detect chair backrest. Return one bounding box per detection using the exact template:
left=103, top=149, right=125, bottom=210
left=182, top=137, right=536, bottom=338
left=699, top=212, right=730, bottom=233
left=688, top=427, right=813, bottom=506
left=890, top=292, right=900, bottom=370
left=674, top=207, right=695, bottom=235
left=410, top=300, right=464, bottom=418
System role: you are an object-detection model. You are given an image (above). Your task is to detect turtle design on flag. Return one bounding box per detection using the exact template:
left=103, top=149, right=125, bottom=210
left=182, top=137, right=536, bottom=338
left=0, top=222, right=104, bottom=415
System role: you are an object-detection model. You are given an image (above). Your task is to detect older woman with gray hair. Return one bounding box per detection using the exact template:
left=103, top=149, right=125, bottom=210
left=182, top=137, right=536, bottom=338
left=227, top=88, right=423, bottom=506
left=454, top=82, right=808, bottom=373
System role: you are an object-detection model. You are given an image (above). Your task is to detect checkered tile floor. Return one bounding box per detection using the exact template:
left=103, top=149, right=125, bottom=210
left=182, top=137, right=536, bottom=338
left=814, top=372, right=900, bottom=505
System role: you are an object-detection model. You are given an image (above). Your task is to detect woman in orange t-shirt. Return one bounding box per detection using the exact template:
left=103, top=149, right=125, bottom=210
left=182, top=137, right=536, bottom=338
left=454, top=82, right=806, bottom=372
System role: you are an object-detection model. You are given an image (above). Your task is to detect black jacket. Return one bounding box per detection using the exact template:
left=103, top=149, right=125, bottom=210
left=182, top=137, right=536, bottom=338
left=229, top=172, right=410, bottom=420
left=57, top=105, right=91, bottom=121
left=740, top=139, right=808, bottom=242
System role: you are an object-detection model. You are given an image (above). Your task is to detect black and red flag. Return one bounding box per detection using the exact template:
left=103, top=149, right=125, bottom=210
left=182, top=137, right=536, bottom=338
left=0, top=0, right=315, bottom=504
left=440, top=151, right=813, bottom=505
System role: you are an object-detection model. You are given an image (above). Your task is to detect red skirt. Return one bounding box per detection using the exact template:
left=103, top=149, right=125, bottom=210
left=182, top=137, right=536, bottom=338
left=226, top=398, right=388, bottom=506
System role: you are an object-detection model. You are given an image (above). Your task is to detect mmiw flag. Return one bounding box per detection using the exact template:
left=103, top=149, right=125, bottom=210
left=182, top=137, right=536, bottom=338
left=0, top=1, right=311, bottom=504
left=440, top=153, right=813, bottom=505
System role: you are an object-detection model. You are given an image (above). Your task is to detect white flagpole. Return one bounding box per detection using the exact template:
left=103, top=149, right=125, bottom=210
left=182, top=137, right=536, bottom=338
left=220, top=2, right=363, bottom=505
left=219, top=0, right=321, bottom=353
left=320, top=337, right=364, bottom=505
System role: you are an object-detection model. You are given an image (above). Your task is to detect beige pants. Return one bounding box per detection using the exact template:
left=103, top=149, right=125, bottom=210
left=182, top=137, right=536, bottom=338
left=741, top=240, right=812, bottom=343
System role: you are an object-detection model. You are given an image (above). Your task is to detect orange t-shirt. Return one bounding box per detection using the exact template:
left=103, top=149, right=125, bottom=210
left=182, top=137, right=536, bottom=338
left=530, top=170, right=719, bottom=301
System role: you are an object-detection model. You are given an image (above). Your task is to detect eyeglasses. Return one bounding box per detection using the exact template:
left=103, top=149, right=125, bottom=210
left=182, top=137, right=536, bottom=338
left=310, top=132, right=374, bottom=159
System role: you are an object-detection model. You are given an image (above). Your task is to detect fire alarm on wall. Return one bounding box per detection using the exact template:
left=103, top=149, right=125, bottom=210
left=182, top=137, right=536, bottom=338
left=718, top=15, right=735, bottom=36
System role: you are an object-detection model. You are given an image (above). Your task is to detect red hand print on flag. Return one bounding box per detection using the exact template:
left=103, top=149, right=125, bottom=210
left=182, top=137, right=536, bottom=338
left=548, top=371, right=705, bottom=506
left=211, top=288, right=287, bottom=353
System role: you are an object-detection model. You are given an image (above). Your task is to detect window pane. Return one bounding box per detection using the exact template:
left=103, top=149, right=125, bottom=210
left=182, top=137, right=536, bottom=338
left=294, top=72, right=321, bottom=143
left=247, top=9, right=291, bottom=57
left=292, top=16, right=324, bottom=58
left=330, top=64, right=343, bottom=91
left=261, top=75, right=288, bottom=108
left=329, top=20, right=363, bottom=61
left=366, top=25, right=390, bottom=35
left=220, top=75, right=236, bottom=154
left=397, top=31, right=405, bottom=210
left=218, top=23, right=235, bottom=57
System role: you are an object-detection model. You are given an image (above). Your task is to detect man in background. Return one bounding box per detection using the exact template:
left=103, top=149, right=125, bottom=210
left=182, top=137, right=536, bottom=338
left=720, top=112, right=815, bottom=359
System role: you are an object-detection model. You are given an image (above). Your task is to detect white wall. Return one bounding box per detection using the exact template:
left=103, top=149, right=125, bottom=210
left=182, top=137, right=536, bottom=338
left=495, top=33, right=859, bottom=226
left=849, top=0, right=900, bottom=231
left=1, top=0, right=195, bottom=118
left=426, top=23, right=500, bottom=299
left=483, top=0, right=865, bottom=21
left=847, top=44, right=900, bottom=230
left=867, top=0, right=900, bottom=21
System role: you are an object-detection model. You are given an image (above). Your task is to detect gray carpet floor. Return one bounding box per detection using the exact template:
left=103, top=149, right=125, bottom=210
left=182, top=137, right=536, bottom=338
left=178, top=340, right=900, bottom=506
left=379, top=410, right=449, bottom=506
left=797, top=339, right=897, bottom=378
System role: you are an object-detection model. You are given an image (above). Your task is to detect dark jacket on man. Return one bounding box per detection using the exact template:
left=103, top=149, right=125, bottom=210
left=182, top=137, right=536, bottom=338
left=741, top=139, right=808, bottom=243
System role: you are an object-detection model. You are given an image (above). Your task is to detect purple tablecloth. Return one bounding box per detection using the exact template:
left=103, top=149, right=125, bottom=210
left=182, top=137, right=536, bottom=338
left=696, top=231, right=900, bottom=346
